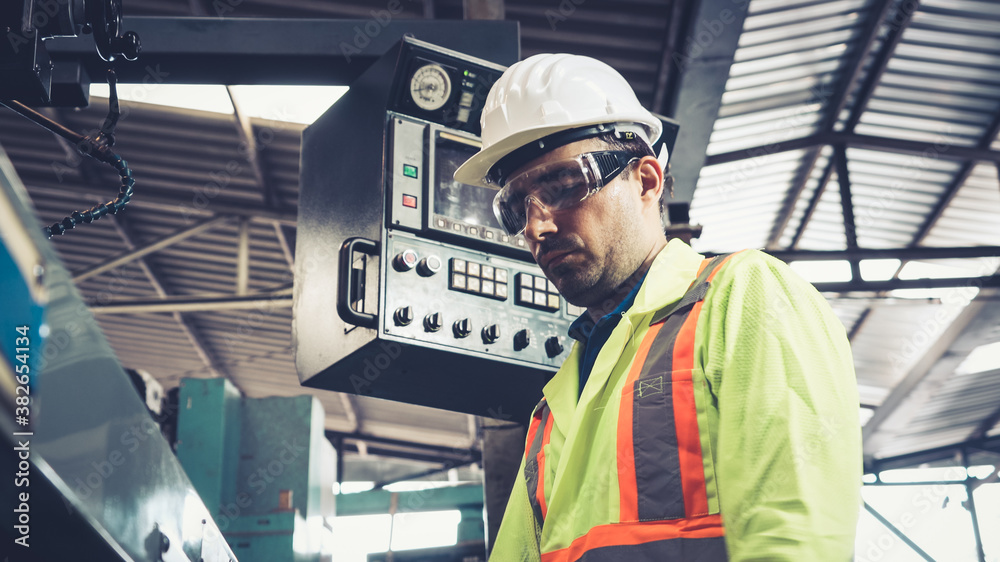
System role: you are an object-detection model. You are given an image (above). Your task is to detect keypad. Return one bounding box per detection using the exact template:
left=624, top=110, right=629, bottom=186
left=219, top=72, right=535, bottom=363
left=516, top=272, right=561, bottom=312
left=450, top=258, right=507, bottom=301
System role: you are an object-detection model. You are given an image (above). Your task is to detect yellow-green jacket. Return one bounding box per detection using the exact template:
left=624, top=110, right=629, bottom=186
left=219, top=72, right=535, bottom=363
left=490, top=240, right=862, bottom=561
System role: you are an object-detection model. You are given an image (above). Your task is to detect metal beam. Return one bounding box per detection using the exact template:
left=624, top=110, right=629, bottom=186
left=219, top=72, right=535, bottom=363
left=664, top=0, right=749, bottom=202
left=226, top=86, right=278, bottom=209
left=272, top=221, right=294, bottom=270
left=962, top=449, right=988, bottom=562
left=339, top=393, right=362, bottom=434
left=89, top=289, right=293, bottom=314
left=834, top=145, right=861, bottom=281
left=651, top=0, right=685, bottom=115
left=870, top=435, right=1000, bottom=473
left=327, top=430, right=481, bottom=462
left=863, top=502, right=936, bottom=561
left=764, top=245, right=1000, bottom=262
left=23, top=181, right=297, bottom=224
left=813, top=276, right=999, bottom=293
left=970, top=399, right=1000, bottom=442
left=787, top=155, right=835, bottom=249
left=72, top=215, right=231, bottom=283
left=703, top=132, right=1000, bottom=167
left=236, top=216, right=250, bottom=296
left=44, top=18, right=519, bottom=91
left=373, top=459, right=477, bottom=490
left=843, top=0, right=920, bottom=133
left=769, top=148, right=824, bottom=250
left=847, top=307, right=872, bottom=343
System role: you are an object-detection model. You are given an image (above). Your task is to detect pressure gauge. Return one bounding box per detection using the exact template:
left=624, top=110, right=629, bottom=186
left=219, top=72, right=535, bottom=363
left=410, top=64, right=452, bottom=111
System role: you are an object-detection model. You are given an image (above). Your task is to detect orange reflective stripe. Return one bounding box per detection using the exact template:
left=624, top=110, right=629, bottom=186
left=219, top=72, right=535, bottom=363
left=616, top=321, right=664, bottom=522
left=536, top=414, right=555, bottom=518
left=540, top=514, right=725, bottom=562
left=673, top=254, right=738, bottom=518
left=526, top=401, right=552, bottom=525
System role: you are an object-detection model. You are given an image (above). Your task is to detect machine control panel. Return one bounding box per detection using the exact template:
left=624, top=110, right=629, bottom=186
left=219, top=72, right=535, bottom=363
left=383, top=231, right=576, bottom=367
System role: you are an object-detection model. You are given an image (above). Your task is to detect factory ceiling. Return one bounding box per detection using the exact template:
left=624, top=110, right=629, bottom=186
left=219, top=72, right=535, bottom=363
left=1, top=0, right=998, bottom=475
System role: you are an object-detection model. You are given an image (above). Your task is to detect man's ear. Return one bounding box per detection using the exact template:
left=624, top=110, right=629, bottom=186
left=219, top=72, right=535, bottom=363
left=636, top=155, right=664, bottom=211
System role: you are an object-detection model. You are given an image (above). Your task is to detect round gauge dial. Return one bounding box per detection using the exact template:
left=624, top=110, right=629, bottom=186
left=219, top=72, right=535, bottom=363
left=410, top=64, right=452, bottom=111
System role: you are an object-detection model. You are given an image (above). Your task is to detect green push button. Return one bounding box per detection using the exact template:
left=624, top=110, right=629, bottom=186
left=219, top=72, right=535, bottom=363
left=403, top=164, right=418, bottom=178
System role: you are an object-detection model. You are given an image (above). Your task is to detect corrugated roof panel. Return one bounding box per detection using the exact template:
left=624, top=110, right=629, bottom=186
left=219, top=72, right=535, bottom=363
left=923, top=163, right=1000, bottom=247
left=691, top=150, right=808, bottom=252
left=776, top=146, right=834, bottom=248
left=792, top=173, right=848, bottom=250
left=853, top=0, right=1000, bottom=152
left=849, top=300, right=972, bottom=403
left=875, top=368, right=1000, bottom=459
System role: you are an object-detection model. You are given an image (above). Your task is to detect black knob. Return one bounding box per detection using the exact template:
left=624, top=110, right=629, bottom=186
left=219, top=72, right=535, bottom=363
left=514, top=329, right=530, bottom=351
left=393, top=306, right=414, bottom=326
left=114, top=31, right=142, bottom=62
left=545, top=336, right=564, bottom=358
left=482, top=324, right=500, bottom=344
left=424, top=312, right=443, bottom=332
left=417, top=255, right=442, bottom=276
left=453, top=318, right=472, bottom=338
left=393, top=249, right=418, bottom=272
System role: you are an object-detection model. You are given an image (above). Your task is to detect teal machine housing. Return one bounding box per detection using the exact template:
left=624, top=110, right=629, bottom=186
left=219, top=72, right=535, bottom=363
left=176, top=377, right=337, bottom=562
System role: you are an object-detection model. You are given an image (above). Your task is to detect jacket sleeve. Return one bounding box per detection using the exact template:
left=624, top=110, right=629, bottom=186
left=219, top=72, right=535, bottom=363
left=488, top=443, right=543, bottom=562
left=701, top=250, right=862, bottom=561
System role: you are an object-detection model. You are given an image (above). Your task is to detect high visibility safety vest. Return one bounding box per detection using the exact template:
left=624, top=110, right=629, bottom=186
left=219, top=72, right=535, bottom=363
left=490, top=240, right=862, bottom=562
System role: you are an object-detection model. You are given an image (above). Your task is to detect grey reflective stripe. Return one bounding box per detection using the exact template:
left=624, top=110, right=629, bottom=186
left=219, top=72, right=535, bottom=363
left=525, top=402, right=551, bottom=526
left=576, top=535, right=728, bottom=561
left=631, top=254, right=729, bottom=521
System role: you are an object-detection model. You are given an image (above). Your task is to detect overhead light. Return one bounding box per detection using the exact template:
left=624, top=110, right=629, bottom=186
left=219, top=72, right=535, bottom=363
left=89, top=84, right=349, bottom=125
left=228, top=85, right=348, bottom=125
left=955, top=341, right=1000, bottom=375
left=899, top=259, right=994, bottom=280
left=789, top=260, right=852, bottom=283
left=90, top=83, right=234, bottom=114
left=859, top=259, right=901, bottom=281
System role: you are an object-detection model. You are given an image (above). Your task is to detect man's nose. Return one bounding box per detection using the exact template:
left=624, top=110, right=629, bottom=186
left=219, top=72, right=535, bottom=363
left=524, top=197, right=557, bottom=243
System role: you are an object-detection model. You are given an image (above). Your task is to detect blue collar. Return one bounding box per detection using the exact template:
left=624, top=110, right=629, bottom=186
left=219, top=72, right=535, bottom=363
left=568, top=269, right=649, bottom=343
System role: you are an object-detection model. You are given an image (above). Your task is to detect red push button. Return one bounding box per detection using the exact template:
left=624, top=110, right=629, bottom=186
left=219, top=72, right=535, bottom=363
left=402, top=194, right=418, bottom=208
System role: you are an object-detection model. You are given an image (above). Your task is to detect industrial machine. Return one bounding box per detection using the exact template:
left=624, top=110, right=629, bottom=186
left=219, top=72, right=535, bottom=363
left=175, top=378, right=337, bottom=562
left=296, top=37, right=678, bottom=422
left=0, top=145, right=238, bottom=561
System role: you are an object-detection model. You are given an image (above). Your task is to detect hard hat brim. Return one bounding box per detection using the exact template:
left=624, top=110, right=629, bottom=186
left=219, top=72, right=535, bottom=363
left=453, top=124, right=575, bottom=189
left=454, top=117, right=662, bottom=189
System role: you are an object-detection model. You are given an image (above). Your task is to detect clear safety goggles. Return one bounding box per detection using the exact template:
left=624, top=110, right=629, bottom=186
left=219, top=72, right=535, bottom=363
left=492, top=151, right=639, bottom=236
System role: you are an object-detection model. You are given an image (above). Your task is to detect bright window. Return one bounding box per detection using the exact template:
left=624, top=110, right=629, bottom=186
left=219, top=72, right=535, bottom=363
left=327, top=509, right=462, bottom=562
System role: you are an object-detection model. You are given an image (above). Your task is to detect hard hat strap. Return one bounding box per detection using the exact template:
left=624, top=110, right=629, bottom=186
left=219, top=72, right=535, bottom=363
left=486, top=123, right=648, bottom=187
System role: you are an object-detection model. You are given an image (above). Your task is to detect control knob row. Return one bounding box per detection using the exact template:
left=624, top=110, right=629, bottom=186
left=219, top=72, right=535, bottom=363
left=392, top=307, right=562, bottom=356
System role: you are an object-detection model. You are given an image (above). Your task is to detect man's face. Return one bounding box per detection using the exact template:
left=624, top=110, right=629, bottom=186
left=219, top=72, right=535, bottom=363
left=511, top=138, right=647, bottom=308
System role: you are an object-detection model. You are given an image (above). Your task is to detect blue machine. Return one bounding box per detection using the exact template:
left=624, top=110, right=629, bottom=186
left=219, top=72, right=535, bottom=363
left=0, top=145, right=238, bottom=561
left=175, top=377, right=337, bottom=562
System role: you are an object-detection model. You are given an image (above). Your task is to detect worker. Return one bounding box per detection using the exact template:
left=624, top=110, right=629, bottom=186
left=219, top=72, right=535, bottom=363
left=454, top=54, right=862, bottom=561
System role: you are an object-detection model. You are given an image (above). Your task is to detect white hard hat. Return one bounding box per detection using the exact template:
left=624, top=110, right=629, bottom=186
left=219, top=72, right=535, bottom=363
left=454, top=53, right=663, bottom=188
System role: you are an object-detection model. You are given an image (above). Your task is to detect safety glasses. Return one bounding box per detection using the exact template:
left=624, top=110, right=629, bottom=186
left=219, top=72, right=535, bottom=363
left=492, top=151, right=639, bottom=236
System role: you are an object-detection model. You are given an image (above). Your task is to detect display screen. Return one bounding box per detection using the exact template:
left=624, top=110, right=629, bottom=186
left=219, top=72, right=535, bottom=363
left=434, top=139, right=503, bottom=230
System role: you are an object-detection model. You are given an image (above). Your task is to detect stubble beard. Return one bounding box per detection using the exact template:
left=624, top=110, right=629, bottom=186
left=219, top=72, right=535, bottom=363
left=549, top=216, right=645, bottom=311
